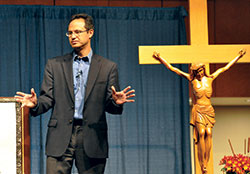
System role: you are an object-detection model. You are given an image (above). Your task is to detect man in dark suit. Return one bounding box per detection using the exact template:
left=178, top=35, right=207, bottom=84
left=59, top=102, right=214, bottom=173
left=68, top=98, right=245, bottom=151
left=15, top=13, right=135, bottom=174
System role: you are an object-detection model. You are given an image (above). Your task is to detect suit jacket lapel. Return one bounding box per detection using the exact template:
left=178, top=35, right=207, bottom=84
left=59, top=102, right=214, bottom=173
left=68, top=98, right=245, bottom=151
left=85, top=54, right=101, bottom=102
left=61, top=53, right=75, bottom=103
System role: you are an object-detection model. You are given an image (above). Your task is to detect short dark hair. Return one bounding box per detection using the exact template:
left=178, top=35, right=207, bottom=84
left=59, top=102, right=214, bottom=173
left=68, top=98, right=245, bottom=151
left=69, top=13, right=94, bottom=30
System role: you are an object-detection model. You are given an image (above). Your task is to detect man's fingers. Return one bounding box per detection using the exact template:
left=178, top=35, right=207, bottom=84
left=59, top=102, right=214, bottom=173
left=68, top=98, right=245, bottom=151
left=122, top=86, right=131, bottom=93
left=127, top=94, right=135, bottom=98
left=31, top=88, right=37, bottom=98
left=16, top=91, right=27, bottom=97
left=15, top=95, right=23, bottom=101
left=125, top=89, right=135, bottom=96
left=126, top=99, right=135, bottom=103
left=16, top=88, right=36, bottom=99
left=111, top=86, right=116, bottom=94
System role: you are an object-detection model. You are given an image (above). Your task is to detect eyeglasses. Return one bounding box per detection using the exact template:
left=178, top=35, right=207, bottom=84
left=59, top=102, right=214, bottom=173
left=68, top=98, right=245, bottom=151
left=66, top=30, right=89, bottom=37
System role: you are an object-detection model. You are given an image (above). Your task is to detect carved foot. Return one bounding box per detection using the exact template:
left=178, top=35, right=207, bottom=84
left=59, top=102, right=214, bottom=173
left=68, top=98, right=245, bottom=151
left=202, top=166, right=207, bottom=174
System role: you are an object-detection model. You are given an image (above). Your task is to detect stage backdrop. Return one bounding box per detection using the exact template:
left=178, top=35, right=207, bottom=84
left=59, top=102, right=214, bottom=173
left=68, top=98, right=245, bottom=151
left=0, top=5, right=191, bottom=174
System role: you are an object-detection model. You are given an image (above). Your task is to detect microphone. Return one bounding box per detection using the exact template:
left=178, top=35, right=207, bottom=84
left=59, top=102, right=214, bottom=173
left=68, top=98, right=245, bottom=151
left=76, top=70, right=82, bottom=78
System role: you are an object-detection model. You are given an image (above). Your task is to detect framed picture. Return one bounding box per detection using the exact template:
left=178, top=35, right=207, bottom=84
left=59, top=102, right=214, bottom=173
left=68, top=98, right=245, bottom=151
left=0, top=98, right=30, bottom=174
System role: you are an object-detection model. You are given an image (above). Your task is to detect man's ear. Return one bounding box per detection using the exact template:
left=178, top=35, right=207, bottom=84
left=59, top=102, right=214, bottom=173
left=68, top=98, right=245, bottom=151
left=88, top=29, right=94, bottom=39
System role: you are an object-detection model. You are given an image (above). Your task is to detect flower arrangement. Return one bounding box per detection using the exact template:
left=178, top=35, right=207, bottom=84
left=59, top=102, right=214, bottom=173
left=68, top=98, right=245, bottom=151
left=219, top=154, right=250, bottom=174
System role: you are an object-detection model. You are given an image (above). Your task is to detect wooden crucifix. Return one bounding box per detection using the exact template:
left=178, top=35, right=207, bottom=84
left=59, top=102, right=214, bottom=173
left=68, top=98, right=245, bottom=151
left=139, top=0, right=250, bottom=174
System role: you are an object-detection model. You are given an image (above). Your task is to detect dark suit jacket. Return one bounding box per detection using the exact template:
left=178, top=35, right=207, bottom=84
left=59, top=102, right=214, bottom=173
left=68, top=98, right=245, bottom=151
left=30, top=52, right=123, bottom=158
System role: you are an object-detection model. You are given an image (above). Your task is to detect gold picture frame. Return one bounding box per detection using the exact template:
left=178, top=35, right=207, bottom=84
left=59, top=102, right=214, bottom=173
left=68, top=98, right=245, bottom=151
left=0, top=97, right=30, bottom=174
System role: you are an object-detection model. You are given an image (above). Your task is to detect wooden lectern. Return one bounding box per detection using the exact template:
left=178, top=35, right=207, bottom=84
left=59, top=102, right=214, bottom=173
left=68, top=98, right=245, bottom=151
left=0, top=97, right=30, bottom=174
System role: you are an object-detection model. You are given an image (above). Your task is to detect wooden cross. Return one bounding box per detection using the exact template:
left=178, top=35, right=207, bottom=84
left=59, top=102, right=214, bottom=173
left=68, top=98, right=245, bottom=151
left=139, top=0, right=250, bottom=64
left=139, top=0, right=250, bottom=173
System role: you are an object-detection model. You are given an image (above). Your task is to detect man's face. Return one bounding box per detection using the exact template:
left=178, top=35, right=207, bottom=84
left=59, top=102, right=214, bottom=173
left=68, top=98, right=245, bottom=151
left=67, top=18, right=94, bottom=49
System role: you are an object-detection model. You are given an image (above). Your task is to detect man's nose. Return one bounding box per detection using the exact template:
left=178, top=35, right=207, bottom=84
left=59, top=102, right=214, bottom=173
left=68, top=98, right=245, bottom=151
left=71, top=32, right=78, bottom=38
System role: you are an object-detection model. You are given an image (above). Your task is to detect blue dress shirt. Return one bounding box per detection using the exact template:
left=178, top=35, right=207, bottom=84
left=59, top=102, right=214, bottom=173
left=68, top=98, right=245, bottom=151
left=73, top=50, right=92, bottom=119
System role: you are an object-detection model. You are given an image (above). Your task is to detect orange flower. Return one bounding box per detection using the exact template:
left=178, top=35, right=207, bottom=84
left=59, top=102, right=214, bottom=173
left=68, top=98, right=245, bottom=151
left=243, top=164, right=249, bottom=170
left=220, top=154, right=250, bottom=173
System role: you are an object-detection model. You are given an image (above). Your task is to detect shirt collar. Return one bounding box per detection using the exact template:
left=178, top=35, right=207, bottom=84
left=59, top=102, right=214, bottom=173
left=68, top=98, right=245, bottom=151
left=73, top=49, right=93, bottom=63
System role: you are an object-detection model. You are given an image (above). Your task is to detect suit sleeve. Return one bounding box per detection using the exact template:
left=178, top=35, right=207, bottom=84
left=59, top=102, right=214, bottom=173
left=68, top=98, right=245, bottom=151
left=105, top=63, right=123, bottom=114
left=30, top=59, right=55, bottom=116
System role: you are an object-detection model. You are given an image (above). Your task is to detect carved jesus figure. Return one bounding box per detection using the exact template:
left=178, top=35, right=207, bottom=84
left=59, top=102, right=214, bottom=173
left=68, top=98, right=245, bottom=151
left=153, top=49, right=246, bottom=173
